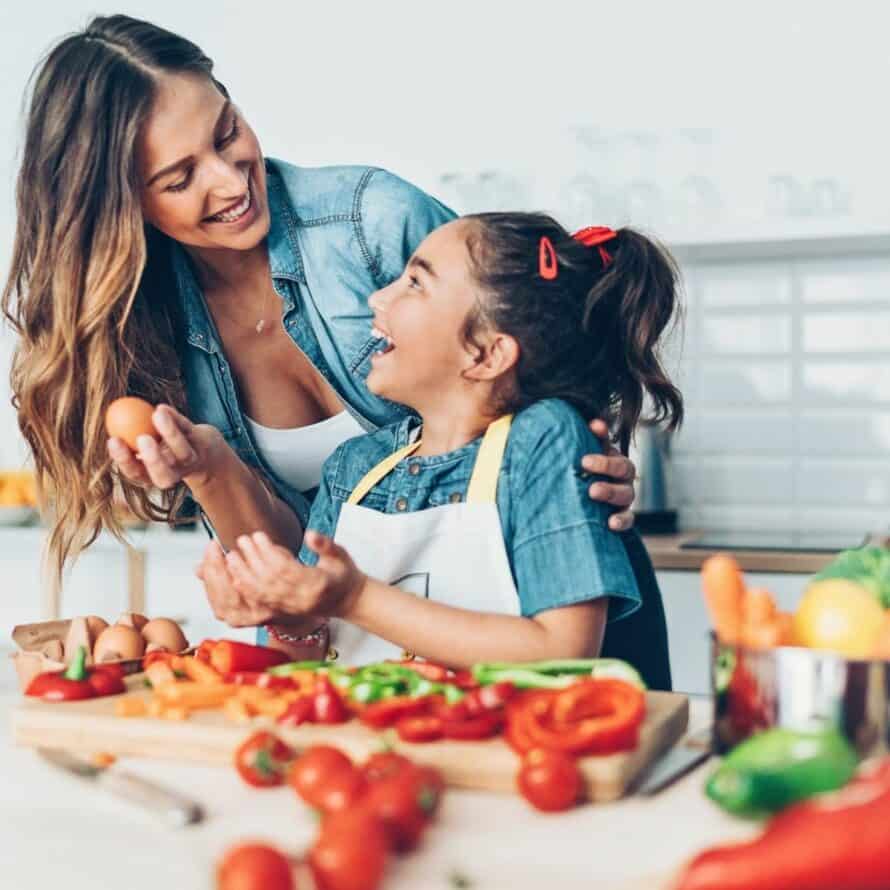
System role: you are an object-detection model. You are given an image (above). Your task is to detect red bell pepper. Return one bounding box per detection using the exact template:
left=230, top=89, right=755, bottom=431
left=25, top=646, right=125, bottom=702
left=360, top=695, right=437, bottom=730
left=674, top=758, right=890, bottom=890
left=312, top=675, right=349, bottom=724
left=463, top=681, right=516, bottom=715
left=396, top=715, right=445, bottom=743
left=277, top=696, right=314, bottom=728
left=210, top=640, right=290, bottom=675
left=225, top=671, right=298, bottom=691
left=507, top=679, right=645, bottom=756
left=441, top=710, right=504, bottom=741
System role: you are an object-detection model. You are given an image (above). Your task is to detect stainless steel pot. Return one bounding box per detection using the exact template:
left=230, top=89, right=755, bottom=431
left=710, top=633, right=890, bottom=757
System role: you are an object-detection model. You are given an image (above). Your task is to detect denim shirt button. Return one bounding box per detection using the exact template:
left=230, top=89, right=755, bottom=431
left=408, top=462, right=421, bottom=476
left=449, top=492, right=462, bottom=504
left=395, top=497, right=409, bottom=511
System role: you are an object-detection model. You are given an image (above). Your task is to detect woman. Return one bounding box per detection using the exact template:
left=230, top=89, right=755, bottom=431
left=2, top=15, right=637, bottom=645
left=205, top=215, right=681, bottom=685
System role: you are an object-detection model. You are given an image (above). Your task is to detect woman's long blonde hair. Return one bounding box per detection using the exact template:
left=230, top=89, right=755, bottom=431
left=2, top=15, right=226, bottom=577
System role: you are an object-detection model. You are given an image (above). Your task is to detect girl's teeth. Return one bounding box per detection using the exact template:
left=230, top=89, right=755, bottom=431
left=212, top=188, right=251, bottom=223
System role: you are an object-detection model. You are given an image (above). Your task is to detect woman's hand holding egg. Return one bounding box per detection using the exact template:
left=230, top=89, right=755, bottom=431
left=106, top=398, right=229, bottom=492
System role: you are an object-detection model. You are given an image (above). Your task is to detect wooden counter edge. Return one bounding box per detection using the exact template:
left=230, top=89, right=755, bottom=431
left=642, top=531, right=889, bottom=574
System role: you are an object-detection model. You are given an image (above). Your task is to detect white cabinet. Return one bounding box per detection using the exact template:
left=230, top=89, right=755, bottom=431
left=658, top=569, right=809, bottom=695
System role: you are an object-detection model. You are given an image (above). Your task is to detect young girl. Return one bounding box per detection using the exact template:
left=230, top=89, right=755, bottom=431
left=203, top=214, right=683, bottom=677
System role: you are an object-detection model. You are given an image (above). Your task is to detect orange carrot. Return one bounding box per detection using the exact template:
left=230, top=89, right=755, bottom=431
left=702, top=554, right=746, bottom=645
left=180, top=656, right=224, bottom=685
left=114, top=697, right=148, bottom=718
left=155, top=681, right=236, bottom=709
left=743, top=587, right=777, bottom=625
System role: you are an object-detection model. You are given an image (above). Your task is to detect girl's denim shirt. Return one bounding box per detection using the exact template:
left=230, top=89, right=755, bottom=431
left=300, top=399, right=643, bottom=623
left=172, top=158, right=455, bottom=526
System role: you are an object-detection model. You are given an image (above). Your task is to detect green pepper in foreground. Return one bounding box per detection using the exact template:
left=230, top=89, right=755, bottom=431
left=706, top=726, right=858, bottom=817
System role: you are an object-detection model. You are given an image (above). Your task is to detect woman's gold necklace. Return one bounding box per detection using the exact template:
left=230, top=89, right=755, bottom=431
left=210, top=285, right=273, bottom=335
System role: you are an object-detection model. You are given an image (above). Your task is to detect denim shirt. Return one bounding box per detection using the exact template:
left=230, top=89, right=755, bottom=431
left=299, top=399, right=643, bottom=623
left=171, top=159, right=456, bottom=526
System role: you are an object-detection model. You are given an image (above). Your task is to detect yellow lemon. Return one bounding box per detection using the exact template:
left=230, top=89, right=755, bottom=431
left=793, top=578, right=886, bottom=658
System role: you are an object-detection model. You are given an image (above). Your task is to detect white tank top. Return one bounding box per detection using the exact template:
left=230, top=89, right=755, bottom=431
left=246, top=410, right=366, bottom=493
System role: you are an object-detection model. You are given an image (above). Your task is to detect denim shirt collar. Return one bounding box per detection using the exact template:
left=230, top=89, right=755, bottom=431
left=170, top=160, right=305, bottom=354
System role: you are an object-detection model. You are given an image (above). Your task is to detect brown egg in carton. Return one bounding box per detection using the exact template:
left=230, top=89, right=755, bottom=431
left=10, top=612, right=190, bottom=692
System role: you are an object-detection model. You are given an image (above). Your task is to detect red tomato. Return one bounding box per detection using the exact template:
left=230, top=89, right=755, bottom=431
left=234, top=731, right=296, bottom=788
left=516, top=748, right=583, bottom=812
left=310, top=809, right=388, bottom=890
left=313, top=764, right=367, bottom=815
left=216, top=842, right=294, bottom=890
left=363, top=776, right=429, bottom=853
left=361, top=751, right=415, bottom=783
left=288, top=745, right=353, bottom=807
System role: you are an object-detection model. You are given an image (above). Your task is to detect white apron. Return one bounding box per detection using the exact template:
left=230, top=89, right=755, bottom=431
left=329, top=415, right=519, bottom=665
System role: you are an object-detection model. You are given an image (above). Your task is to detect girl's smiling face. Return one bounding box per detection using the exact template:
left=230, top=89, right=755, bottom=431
left=367, top=219, right=500, bottom=413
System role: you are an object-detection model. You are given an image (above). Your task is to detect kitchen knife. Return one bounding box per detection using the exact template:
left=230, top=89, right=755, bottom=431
left=37, top=748, right=204, bottom=827
left=635, top=727, right=712, bottom=795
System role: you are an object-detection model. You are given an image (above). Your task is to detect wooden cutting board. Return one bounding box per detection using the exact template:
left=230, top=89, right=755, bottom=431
left=11, top=685, right=688, bottom=803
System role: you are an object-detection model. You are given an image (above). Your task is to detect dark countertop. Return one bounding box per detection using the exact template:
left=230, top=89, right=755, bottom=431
left=642, top=531, right=889, bottom=574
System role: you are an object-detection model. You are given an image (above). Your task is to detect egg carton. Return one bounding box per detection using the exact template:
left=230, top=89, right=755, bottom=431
left=10, top=615, right=190, bottom=692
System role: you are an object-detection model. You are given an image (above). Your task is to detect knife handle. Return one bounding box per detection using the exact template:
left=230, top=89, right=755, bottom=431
left=98, top=769, right=204, bottom=827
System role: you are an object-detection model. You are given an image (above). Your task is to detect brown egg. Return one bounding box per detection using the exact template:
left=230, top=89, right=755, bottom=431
left=105, top=397, right=158, bottom=451
left=85, top=615, right=109, bottom=642
left=93, top=624, right=145, bottom=663
left=141, top=618, right=188, bottom=654
left=117, top=612, right=149, bottom=631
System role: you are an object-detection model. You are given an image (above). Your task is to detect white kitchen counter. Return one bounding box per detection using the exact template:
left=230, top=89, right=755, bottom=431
left=0, top=658, right=756, bottom=890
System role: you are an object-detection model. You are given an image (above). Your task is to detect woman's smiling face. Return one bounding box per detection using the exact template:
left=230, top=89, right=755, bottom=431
left=138, top=72, right=270, bottom=250
left=366, top=219, right=490, bottom=412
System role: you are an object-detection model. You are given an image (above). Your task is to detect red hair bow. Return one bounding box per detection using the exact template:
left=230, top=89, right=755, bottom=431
left=573, top=225, right=617, bottom=266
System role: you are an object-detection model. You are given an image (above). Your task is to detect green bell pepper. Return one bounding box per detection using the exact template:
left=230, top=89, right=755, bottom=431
left=706, top=727, right=858, bottom=818
left=472, top=657, right=646, bottom=690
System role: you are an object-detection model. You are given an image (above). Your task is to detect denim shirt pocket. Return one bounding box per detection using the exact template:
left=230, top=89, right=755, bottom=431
left=331, top=480, right=389, bottom=512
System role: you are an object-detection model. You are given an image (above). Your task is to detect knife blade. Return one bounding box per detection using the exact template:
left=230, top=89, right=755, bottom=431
left=635, top=727, right=712, bottom=795
left=37, top=748, right=204, bottom=827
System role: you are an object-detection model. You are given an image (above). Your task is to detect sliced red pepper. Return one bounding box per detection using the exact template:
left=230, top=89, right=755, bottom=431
left=210, top=640, right=289, bottom=675
left=396, top=715, right=444, bottom=743
left=394, top=660, right=451, bottom=683
left=361, top=695, right=437, bottom=730
left=463, top=681, right=516, bottom=715
left=508, top=679, right=644, bottom=756
left=225, top=671, right=298, bottom=691
left=277, top=696, right=315, bottom=728
left=313, top=676, right=349, bottom=724
left=195, top=639, right=217, bottom=664
left=442, top=710, right=504, bottom=741
left=451, top=669, right=479, bottom=690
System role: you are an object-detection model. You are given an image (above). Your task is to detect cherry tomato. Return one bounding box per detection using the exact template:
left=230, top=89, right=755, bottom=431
left=516, top=748, right=583, bottom=812
left=361, top=751, right=415, bottom=783
left=234, top=731, right=296, bottom=788
left=313, top=764, right=367, bottom=815
left=310, top=809, right=388, bottom=890
left=216, top=842, right=294, bottom=890
left=288, top=745, right=353, bottom=807
left=363, top=775, right=429, bottom=853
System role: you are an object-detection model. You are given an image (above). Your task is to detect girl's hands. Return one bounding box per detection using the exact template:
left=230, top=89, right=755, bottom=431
left=220, top=530, right=367, bottom=623
left=197, top=540, right=279, bottom=628
left=585, top=418, right=637, bottom=532
left=107, top=403, right=230, bottom=491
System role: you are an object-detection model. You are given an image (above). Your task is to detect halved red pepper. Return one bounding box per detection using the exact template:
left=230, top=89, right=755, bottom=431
left=442, top=710, right=504, bottom=741
left=210, top=640, right=290, bottom=674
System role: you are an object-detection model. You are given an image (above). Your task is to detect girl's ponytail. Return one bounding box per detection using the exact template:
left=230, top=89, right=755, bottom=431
left=582, top=228, right=684, bottom=453
left=464, top=213, right=683, bottom=453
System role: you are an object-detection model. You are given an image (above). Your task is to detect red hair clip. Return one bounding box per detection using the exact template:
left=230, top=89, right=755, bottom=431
left=538, top=236, right=558, bottom=280
left=573, top=225, right=617, bottom=267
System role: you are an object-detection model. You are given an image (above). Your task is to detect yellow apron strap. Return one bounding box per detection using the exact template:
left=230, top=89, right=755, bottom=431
left=466, top=414, right=513, bottom=504
left=347, top=440, right=423, bottom=506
